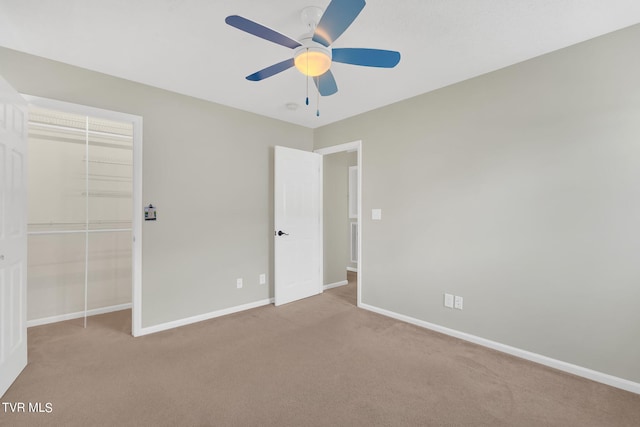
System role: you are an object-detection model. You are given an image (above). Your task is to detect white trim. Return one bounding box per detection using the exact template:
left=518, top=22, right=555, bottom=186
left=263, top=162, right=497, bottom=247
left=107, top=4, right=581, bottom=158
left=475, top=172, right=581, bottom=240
left=360, top=303, right=640, bottom=395
left=131, top=108, right=143, bottom=337
left=27, top=304, right=132, bottom=328
left=22, top=95, right=144, bottom=338
left=346, top=267, right=358, bottom=273
left=314, top=140, right=363, bottom=307
left=314, top=140, right=360, bottom=156
left=324, top=280, right=348, bottom=290
left=84, top=116, right=89, bottom=327
left=135, top=299, right=274, bottom=337
left=318, top=152, right=324, bottom=298
left=356, top=144, right=362, bottom=307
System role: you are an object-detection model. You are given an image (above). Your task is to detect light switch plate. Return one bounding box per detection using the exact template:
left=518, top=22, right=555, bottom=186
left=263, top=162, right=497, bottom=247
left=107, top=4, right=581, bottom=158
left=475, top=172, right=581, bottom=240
left=444, top=293, right=454, bottom=308
left=236, top=278, right=243, bottom=289
left=372, top=209, right=382, bottom=220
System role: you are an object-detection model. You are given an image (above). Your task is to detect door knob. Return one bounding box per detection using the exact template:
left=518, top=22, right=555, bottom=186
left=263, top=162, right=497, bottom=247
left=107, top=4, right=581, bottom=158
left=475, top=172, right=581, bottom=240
left=276, top=230, right=289, bottom=236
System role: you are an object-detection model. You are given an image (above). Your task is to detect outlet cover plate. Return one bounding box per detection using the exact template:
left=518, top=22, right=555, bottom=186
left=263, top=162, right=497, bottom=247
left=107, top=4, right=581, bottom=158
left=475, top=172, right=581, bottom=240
left=454, top=295, right=463, bottom=310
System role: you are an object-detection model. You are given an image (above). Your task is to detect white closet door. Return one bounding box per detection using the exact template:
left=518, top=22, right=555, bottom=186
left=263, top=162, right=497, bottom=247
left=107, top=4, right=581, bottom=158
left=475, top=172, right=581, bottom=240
left=0, top=74, right=28, bottom=397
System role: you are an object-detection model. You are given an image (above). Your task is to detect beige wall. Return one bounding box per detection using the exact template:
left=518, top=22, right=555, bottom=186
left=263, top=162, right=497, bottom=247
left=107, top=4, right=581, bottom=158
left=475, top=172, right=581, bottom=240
left=0, top=46, right=313, bottom=327
left=323, top=151, right=349, bottom=285
left=314, top=24, right=640, bottom=382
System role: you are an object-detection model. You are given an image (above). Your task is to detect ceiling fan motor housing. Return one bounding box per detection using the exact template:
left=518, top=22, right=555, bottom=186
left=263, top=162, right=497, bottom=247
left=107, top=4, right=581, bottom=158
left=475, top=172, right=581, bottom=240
left=300, top=6, right=323, bottom=31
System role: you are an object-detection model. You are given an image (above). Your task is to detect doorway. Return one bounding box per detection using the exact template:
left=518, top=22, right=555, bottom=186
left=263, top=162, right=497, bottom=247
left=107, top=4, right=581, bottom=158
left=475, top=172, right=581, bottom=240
left=23, top=96, right=142, bottom=335
left=315, top=140, right=362, bottom=307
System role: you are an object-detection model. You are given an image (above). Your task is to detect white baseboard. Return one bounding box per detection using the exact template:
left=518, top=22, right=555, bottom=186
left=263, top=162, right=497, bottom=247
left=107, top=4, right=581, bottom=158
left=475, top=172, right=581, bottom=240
left=27, top=303, right=132, bottom=328
left=134, top=298, right=274, bottom=337
left=346, top=267, right=358, bottom=273
left=324, top=280, right=348, bottom=290
left=359, top=303, right=640, bottom=395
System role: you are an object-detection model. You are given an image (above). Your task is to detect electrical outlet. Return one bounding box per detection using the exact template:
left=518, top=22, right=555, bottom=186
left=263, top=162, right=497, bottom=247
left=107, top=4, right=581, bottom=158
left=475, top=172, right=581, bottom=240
left=259, top=274, right=266, bottom=285
left=444, top=293, right=454, bottom=308
left=236, top=278, right=243, bottom=289
left=454, top=295, right=463, bottom=310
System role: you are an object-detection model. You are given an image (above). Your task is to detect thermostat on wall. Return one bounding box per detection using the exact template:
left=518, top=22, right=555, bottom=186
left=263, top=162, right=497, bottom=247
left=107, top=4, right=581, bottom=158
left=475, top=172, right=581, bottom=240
left=144, top=204, right=157, bottom=221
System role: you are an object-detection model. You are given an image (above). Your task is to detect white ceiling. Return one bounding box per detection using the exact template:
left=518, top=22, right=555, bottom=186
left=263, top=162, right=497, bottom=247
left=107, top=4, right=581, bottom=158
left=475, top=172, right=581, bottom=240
left=1, top=0, right=639, bottom=129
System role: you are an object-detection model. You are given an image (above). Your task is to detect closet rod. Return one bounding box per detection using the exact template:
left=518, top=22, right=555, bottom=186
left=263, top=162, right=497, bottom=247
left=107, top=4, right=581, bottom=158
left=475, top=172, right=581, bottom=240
left=27, top=228, right=132, bottom=236
left=83, top=158, right=133, bottom=166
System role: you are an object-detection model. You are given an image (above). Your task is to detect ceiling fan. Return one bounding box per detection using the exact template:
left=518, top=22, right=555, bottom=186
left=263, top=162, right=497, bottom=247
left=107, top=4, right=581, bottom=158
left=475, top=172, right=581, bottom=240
left=225, top=0, right=401, bottom=114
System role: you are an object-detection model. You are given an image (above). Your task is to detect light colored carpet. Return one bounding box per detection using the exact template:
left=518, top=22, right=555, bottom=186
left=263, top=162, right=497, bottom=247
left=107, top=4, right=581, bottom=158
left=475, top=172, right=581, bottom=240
left=2, top=273, right=639, bottom=426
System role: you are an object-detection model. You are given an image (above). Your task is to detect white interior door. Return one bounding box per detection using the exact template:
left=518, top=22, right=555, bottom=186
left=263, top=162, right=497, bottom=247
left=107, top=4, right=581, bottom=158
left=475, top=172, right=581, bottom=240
left=274, top=146, right=322, bottom=306
left=0, top=75, right=28, bottom=397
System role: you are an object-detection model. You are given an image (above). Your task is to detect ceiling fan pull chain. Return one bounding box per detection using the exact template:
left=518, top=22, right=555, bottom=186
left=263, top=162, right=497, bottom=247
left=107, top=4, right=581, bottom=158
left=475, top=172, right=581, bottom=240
left=316, top=76, right=320, bottom=117
left=306, top=49, right=310, bottom=106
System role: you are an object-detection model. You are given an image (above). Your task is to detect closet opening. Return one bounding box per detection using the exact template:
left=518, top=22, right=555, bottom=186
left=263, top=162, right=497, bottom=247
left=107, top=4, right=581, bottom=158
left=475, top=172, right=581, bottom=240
left=24, top=96, right=142, bottom=335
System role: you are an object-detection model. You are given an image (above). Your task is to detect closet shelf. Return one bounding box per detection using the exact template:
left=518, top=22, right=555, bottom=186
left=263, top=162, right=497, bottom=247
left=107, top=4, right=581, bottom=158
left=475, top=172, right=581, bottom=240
left=29, top=121, right=133, bottom=140
left=28, top=220, right=132, bottom=235
left=81, top=191, right=132, bottom=198
left=29, top=220, right=132, bottom=226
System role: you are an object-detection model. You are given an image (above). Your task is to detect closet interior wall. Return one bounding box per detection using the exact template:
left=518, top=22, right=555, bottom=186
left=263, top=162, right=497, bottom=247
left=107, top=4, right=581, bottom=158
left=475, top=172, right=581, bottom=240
left=27, top=106, right=132, bottom=325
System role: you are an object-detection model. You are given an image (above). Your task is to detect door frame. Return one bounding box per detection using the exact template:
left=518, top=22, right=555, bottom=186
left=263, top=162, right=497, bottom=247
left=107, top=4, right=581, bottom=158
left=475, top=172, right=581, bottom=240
left=314, top=140, right=362, bottom=307
left=22, top=95, right=143, bottom=336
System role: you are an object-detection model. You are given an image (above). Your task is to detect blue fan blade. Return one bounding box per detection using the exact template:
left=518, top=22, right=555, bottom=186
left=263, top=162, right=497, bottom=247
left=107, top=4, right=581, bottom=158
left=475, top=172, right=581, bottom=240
left=226, top=15, right=301, bottom=49
left=332, top=48, right=401, bottom=68
left=314, top=70, right=338, bottom=96
left=312, top=0, right=366, bottom=47
left=246, top=59, right=295, bottom=81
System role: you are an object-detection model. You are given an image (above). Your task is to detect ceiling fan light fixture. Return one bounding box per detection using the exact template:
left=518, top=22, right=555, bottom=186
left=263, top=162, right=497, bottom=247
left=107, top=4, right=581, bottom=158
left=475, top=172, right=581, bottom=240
left=294, top=47, right=332, bottom=77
